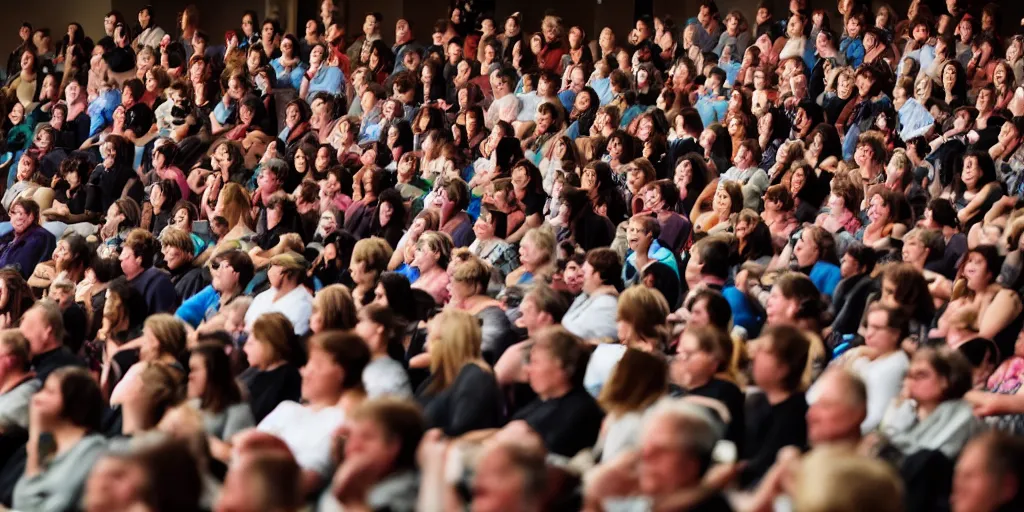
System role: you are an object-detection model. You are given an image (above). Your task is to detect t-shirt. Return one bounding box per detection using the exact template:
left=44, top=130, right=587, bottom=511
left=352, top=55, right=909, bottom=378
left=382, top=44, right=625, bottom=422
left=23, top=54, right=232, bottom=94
left=258, top=401, right=345, bottom=478
left=512, top=387, right=605, bottom=457
left=244, top=286, right=314, bottom=336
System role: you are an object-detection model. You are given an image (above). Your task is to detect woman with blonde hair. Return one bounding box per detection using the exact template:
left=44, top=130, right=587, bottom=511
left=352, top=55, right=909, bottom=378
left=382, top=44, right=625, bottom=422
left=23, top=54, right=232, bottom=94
left=791, top=448, right=903, bottom=512
left=110, top=314, right=188, bottom=406
left=389, top=209, right=440, bottom=271
left=505, top=226, right=557, bottom=287
left=239, top=312, right=303, bottom=423
left=119, top=361, right=185, bottom=436
left=216, top=182, right=256, bottom=241
left=309, top=284, right=358, bottom=334
left=415, top=309, right=503, bottom=436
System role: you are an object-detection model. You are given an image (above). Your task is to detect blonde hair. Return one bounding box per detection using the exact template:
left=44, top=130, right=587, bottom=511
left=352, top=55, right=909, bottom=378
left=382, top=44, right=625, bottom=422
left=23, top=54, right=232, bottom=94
left=144, top=314, right=188, bottom=358
left=793, top=447, right=903, bottom=512
left=416, top=231, right=454, bottom=270
left=219, top=183, right=254, bottom=230
left=617, top=285, right=670, bottom=350
left=251, top=312, right=297, bottom=364
left=426, top=310, right=484, bottom=394
left=312, top=285, right=358, bottom=330
left=352, top=237, right=393, bottom=277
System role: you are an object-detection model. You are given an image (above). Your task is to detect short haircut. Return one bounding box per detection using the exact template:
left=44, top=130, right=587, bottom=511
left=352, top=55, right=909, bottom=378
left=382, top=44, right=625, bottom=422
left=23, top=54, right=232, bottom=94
left=10, top=197, right=39, bottom=223
left=0, top=329, right=31, bottom=372
left=213, top=250, right=255, bottom=290
left=124, top=228, right=159, bottom=268
left=686, top=326, right=734, bottom=372
left=31, top=300, right=65, bottom=346
left=159, top=227, right=195, bottom=256
left=524, top=284, right=570, bottom=323
left=351, top=237, right=393, bottom=277
left=531, top=326, right=590, bottom=388
left=349, top=398, right=425, bottom=471
left=586, top=248, right=621, bottom=287
left=143, top=314, right=187, bottom=358
left=694, top=237, right=731, bottom=280
left=307, top=330, right=371, bottom=390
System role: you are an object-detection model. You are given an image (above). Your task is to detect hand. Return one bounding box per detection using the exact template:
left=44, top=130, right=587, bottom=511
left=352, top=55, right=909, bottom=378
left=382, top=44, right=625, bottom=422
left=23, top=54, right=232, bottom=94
left=416, top=429, right=450, bottom=470
left=967, top=391, right=1003, bottom=416
left=332, top=453, right=378, bottom=506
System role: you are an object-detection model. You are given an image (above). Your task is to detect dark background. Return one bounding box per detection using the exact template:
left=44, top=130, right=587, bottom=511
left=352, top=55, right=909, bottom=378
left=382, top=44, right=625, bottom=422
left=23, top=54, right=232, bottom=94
left=0, top=0, right=1017, bottom=69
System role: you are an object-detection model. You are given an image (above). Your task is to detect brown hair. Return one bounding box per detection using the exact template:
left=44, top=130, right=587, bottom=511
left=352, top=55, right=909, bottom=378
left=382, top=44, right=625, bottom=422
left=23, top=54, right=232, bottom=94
left=251, top=312, right=298, bottom=365
left=598, top=348, right=667, bottom=415
left=312, top=284, right=358, bottom=330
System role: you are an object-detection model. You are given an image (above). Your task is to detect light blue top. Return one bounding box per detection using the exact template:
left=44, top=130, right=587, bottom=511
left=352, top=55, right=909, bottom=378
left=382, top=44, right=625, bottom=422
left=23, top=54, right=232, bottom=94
left=307, top=66, right=345, bottom=97
left=270, top=58, right=308, bottom=90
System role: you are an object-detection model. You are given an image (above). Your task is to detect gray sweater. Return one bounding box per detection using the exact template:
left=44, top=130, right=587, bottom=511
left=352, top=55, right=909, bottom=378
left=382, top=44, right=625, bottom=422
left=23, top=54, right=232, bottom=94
left=0, top=377, right=40, bottom=430
left=13, top=433, right=107, bottom=512
left=189, top=398, right=256, bottom=441
left=562, top=291, right=619, bottom=340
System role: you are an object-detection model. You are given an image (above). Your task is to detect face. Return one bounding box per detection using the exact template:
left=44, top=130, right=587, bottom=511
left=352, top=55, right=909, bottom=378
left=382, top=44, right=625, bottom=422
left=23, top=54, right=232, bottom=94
left=905, top=357, right=946, bottom=404
left=186, top=353, right=208, bottom=399
left=943, top=64, right=958, bottom=90
left=793, top=230, right=819, bottom=267
left=765, top=287, right=797, bottom=326
left=864, top=309, right=900, bottom=352
left=300, top=346, right=343, bottom=402
left=713, top=187, right=732, bottom=213
left=638, top=415, right=694, bottom=494
left=677, top=332, right=720, bottom=383
left=9, top=204, right=33, bottom=234
left=806, top=372, right=862, bottom=445
left=84, top=456, right=147, bottom=512
left=525, top=345, right=567, bottom=397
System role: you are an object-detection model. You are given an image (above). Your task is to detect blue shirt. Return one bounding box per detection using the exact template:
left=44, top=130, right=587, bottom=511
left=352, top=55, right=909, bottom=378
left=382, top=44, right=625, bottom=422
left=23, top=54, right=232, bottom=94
left=270, top=58, right=308, bottom=90
left=840, top=37, right=865, bottom=68
left=558, top=89, right=577, bottom=112
left=695, top=92, right=728, bottom=127
left=307, top=66, right=345, bottom=97
left=87, top=89, right=121, bottom=138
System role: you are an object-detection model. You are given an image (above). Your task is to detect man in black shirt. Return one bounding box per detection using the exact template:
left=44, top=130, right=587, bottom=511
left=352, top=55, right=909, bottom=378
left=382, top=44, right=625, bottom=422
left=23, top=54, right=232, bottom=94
left=23, top=300, right=84, bottom=383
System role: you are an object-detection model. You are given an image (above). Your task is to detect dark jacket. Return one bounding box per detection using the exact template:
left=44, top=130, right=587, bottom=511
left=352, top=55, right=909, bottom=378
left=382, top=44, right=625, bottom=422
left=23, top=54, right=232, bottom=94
left=128, top=267, right=178, bottom=314
left=0, top=224, right=56, bottom=278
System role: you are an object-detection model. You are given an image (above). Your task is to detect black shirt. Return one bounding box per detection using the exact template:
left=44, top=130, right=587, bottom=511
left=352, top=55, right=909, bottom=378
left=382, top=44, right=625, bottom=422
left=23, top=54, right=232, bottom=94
left=686, top=378, right=746, bottom=456
left=31, top=346, right=85, bottom=383
left=740, top=391, right=808, bottom=488
left=512, top=387, right=605, bottom=457
left=416, top=363, right=504, bottom=437
left=239, top=363, right=303, bottom=423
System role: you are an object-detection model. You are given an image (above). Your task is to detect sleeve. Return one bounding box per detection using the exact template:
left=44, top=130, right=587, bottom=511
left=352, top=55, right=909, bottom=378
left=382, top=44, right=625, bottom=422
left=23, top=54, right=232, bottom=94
left=175, top=284, right=219, bottom=327
left=220, top=403, right=257, bottom=440
left=13, top=438, right=105, bottom=512
left=149, top=275, right=180, bottom=314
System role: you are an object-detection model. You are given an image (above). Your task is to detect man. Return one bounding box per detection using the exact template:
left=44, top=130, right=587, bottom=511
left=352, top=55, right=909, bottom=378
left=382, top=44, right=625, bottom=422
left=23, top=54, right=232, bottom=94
left=5, top=22, right=32, bottom=81
left=585, top=399, right=731, bottom=510
left=22, top=300, right=83, bottom=382
left=160, top=227, right=208, bottom=303
left=806, top=369, right=867, bottom=448
left=470, top=439, right=548, bottom=512
left=176, top=250, right=255, bottom=329
left=722, top=139, right=770, bottom=211
left=922, top=198, right=967, bottom=279
left=120, top=228, right=177, bottom=314
left=486, top=68, right=522, bottom=130
left=244, top=252, right=314, bottom=336
left=0, top=329, right=39, bottom=430
left=561, top=248, right=620, bottom=340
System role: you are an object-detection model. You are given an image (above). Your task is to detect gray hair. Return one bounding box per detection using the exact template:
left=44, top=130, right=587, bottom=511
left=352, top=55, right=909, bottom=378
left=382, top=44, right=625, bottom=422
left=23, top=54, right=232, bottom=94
left=32, top=299, right=65, bottom=345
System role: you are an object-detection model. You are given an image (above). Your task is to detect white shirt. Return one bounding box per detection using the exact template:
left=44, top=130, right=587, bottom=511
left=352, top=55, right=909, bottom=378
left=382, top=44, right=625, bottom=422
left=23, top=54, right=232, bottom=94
left=244, top=285, right=314, bottom=335
left=257, top=401, right=345, bottom=477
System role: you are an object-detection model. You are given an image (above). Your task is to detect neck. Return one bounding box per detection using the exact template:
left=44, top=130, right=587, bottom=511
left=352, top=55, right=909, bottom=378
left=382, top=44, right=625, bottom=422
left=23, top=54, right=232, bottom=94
left=52, top=423, right=88, bottom=451
left=764, top=387, right=792, bottom=405
left=916, top=400, right=939, bottom=420
left=540, top=383, right=572, bottom=401
left=274, top=281, right=299, bottom=300
left=125, top=266, right=144, bottom=281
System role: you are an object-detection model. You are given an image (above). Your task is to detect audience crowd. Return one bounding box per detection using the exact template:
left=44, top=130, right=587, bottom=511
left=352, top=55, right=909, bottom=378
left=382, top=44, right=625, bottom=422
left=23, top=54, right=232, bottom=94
left=3, top=0, right=1024, bottom=510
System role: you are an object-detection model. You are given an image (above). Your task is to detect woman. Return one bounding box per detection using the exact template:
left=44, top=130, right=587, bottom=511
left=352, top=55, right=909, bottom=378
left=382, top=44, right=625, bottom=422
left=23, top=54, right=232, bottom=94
left=6, top=49, right=40, bottom=108
left=791, top=225, right=842, bottom=296
left=278, top=99, right=312, bottom=150
left=434, top=178, right=475, bottom=248
left=343, top=169, right=383, bottom=240
left=109, top=314, right=186, bottom=404
left=469, top=205, right=519, bottom=282
left=760, top=185, right=800, bottom=239
left=187, top=341, right=254, bottom=457
left=388, top=209, right=439, bottom=272
left=953, top=151, right=1003, bottom=231
left=878, top=347, right=981, bottom=460
left=118, top=360, right=183, bottom=437
left=0, top=197, right=56, bottom=280
left=141, top=179, right=180, bottom=236
left=270, top=34, right=308, bottom=90
left=415, top=309, right=503, bottom=436
left=507, top=159, right=546, bottom=243
left=859, top=189, right=910, bottom=250
left=935, top=245, right=1024, bottom=357
left=239, top=312, right=302, bottom=423
left=694, top=180, right=742, bottom=236
left=816, top=176, right=863, bottom=235
left=354, top=303, right=412, bottom=398
left=672, top=326, right=745, bottom=451
left=505, top=226, right=557, bottom=288
left=447, top=252, right=517, bottom=364
left=300, top=43, right=343, bottom=101
left=252, top=330, right=369, bottom=494
left=595, top=348, right=667, bottom=461
left=967, top=331, right=1024, bottom=433
left=836, top=66, right=892, bottom=160
left=309, top=231, right=355, bottom=287
left=370, top=189, right=406, bottom=250
left=14, top=367, right=106, bottom=512
left=411, top=231, right=452, bottom=305
left=348, top=238, right=392, bottom=309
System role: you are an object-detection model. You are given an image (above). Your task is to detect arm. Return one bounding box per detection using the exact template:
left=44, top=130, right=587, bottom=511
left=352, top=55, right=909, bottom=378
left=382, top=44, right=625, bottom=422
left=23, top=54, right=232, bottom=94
left=978, top=289, right=1023, bottom=340
left=506, top=212, right=543, bottom=243
left=958, top=183, right=1000, bottom=225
